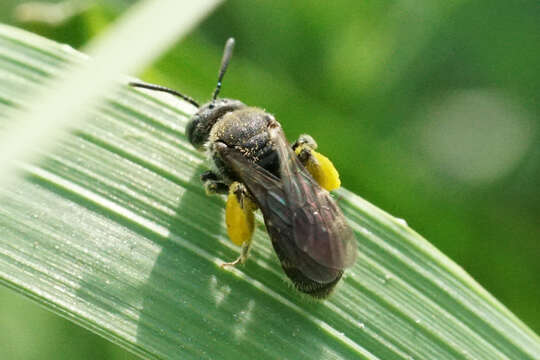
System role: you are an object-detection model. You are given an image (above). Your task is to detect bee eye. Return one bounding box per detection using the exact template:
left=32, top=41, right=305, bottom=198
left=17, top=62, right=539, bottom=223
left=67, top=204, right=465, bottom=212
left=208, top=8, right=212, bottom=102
left=209, top=104, right=215, bottom=109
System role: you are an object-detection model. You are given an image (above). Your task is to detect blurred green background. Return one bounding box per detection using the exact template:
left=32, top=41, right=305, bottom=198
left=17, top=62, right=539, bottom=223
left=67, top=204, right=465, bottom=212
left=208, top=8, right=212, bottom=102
left=0, top=0, right=538, bottom=358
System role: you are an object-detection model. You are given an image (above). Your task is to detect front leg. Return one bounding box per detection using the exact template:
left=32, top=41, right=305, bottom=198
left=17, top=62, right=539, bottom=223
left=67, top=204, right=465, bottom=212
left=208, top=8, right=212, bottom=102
left=201, top=170, right=229, bottom=195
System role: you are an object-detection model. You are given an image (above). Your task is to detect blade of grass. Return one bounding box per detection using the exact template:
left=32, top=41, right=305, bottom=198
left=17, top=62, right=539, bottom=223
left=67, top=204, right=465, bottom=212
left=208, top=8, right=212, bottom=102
left=0, top=25, right=539, bottom=360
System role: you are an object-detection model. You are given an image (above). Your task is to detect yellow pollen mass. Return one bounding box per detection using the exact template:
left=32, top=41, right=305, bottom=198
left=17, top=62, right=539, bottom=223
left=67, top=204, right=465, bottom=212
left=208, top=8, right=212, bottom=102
left=296, top=146, right=341, bottom=191
left=225, top=183, right=255, bottom=246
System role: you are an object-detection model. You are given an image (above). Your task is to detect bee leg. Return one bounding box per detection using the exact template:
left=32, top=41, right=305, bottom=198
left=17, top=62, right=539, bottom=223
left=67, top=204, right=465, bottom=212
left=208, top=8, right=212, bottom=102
left=296, top=147, right=313, bottom=167
left=221, top=240, right=253, bottom=268
left=221, top=182, right=257, bottom=267
left=292, top=134, right=318, bottom=167
left=201, top=170, right=229, bottom=195
left=200, top=170, right=221, bottom=181
left=292, top=134, right=318, bottom=152
left=293, top=134, right=341, bottom=191
left=204, top=181, right=229, bottom=195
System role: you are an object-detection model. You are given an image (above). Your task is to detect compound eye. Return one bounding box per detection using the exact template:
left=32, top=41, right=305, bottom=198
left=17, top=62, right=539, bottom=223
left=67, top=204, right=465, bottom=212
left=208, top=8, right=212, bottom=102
left=186, top=118, right=198, bottom=146
left=209, top=103, right=215, bottom=109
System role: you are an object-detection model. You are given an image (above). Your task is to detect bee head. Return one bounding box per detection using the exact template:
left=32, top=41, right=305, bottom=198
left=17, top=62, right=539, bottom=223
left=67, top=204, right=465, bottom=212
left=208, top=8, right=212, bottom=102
left=187, top=98, right=245, bottom=149
left=187, top=37, right=240, bottom=149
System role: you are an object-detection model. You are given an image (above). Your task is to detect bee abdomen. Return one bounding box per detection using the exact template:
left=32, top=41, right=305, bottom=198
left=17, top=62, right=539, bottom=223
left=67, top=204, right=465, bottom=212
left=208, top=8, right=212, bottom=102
left=280, top=264, right=343, bottom=299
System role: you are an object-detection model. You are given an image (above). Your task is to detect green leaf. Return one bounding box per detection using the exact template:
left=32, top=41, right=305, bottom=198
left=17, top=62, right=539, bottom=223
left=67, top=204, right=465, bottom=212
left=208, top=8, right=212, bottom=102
left=1, top=24, right=539, bottom=360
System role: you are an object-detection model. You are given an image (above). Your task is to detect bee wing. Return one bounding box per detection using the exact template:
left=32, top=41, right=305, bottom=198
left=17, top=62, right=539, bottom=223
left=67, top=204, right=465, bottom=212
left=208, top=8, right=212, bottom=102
left=269, top=124, right=357, bottom=270
left=216, top=143, right=342, bottom=283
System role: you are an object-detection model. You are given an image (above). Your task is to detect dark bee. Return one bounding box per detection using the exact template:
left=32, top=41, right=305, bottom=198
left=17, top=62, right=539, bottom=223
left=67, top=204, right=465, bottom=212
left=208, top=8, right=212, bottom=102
left=130, top=38, right=357, bottom=298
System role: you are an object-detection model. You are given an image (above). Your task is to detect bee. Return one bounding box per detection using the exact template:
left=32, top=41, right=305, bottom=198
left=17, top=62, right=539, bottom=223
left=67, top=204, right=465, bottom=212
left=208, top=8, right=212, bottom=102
left=130, top=38, right=357, bottom=298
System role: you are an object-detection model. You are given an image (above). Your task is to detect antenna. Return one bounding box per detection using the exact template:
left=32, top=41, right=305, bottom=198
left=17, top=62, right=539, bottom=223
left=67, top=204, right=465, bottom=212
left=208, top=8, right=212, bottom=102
left=129, top=81, right=200, bottom=108
left=211, top=38, right=235, bottom=101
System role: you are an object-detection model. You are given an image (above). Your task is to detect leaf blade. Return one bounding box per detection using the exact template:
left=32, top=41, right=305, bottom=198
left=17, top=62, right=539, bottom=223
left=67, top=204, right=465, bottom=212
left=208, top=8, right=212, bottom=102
left=0, top=25, right=539, bottom=360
